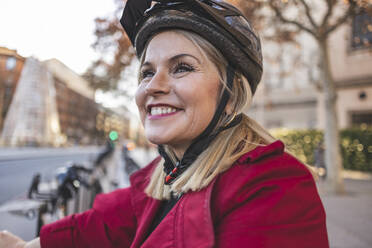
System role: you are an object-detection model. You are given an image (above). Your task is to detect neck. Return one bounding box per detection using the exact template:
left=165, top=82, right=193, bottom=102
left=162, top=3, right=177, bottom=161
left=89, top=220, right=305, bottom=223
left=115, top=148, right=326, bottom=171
left=167, top=143, right=190, bottom=161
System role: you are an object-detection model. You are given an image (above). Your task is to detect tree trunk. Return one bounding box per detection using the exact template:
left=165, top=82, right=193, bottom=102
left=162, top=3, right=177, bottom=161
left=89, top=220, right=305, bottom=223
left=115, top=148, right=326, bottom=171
left=318, top=38, right=345, bottom=194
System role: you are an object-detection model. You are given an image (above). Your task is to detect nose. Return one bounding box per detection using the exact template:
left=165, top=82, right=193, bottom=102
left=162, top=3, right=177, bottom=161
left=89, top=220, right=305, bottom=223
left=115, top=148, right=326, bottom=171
left=145, top=69, right=171, bottom=96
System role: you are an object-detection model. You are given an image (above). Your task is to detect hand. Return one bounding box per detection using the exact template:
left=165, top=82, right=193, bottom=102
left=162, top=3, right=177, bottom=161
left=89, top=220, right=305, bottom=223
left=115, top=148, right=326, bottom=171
left=0, top=230, right=27, bottom=248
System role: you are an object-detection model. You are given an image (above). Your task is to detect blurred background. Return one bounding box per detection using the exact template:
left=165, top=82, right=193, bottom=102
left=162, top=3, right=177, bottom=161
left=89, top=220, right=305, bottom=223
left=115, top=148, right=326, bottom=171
left=0, top=0, right=371, bottom=247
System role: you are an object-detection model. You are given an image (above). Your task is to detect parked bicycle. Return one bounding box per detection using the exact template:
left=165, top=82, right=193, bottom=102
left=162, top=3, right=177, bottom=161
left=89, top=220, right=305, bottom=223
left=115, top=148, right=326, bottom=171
left=28, top=164, right=94, bottom=236
left=27, top=140, right=121, bottom=236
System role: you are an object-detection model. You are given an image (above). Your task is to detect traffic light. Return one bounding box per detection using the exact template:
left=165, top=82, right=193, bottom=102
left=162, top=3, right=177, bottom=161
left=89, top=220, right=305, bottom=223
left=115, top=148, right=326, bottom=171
left=109, top=131, right=118, bottom=141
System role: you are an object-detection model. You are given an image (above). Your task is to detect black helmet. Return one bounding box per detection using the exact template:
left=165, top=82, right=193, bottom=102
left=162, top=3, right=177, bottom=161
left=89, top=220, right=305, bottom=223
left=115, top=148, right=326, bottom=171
left=120, top=0, right=263, bottom=94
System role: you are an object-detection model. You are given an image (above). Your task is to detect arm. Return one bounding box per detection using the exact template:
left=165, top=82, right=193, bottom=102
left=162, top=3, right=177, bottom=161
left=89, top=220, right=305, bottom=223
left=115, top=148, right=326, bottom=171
left=40, top=187, right=137, bottom=248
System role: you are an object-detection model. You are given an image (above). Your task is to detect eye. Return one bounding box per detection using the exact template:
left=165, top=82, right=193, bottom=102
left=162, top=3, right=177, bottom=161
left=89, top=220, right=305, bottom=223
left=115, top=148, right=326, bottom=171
left=140, top=69, right=154, bottom=81
left=172, top=62, right=195, bottom=74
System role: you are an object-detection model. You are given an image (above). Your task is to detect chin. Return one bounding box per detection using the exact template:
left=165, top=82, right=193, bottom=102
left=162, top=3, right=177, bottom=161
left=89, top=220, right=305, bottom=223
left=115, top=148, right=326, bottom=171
left=144, top=123, right=182, bottom=146
left=145, top=132, right=172, bottom=146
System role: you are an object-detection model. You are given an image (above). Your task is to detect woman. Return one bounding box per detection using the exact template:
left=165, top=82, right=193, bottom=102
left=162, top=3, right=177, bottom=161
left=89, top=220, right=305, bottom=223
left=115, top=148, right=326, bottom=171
left=0, top=0, right=329, bottom=247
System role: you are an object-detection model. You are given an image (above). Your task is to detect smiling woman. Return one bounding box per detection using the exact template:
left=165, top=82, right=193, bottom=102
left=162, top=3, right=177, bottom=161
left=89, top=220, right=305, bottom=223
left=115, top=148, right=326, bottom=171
left=0, top=0, right=329, bottom=247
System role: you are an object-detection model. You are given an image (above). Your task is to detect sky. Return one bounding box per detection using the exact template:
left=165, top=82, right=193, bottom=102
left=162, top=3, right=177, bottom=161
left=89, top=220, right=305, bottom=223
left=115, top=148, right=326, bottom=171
left=0, top=0, right=117, bottom=74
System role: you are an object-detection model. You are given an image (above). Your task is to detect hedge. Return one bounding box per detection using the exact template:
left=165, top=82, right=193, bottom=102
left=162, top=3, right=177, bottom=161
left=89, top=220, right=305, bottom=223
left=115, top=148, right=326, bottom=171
left=271, top=126, right=372, bottom=172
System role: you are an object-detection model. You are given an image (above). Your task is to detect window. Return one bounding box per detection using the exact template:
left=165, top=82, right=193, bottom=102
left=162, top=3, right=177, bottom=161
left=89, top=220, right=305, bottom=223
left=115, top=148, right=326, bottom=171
left=351, top=12, right=372, bottom=50
left=5, top=57, right=17, bottom=71
left=350, top=111, right=372, bottom=126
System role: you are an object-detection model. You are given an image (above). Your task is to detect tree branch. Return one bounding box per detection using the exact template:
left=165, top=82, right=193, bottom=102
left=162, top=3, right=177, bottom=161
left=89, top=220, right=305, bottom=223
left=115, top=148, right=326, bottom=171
left=325, top=2, right=356, bottom=37
left=297, top=0, right=318, bottom=29
left=267, top=1, right=316, bottom=37
left=320, top=0, right=336, bottom=28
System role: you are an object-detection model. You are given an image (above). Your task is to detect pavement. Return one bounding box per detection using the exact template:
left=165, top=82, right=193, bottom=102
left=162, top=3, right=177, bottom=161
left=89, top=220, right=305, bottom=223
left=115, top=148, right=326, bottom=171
left=318, top=176, right=372, bottom=248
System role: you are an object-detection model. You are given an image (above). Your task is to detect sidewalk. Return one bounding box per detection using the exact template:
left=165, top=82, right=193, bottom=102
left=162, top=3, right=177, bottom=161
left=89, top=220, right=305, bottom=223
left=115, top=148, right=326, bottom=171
left=318, top=177, right=372, bottom=248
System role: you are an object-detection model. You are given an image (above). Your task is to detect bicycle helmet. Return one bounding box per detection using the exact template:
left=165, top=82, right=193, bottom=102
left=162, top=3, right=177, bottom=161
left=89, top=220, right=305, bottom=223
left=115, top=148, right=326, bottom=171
left=120, top=0, right=263, bottom=184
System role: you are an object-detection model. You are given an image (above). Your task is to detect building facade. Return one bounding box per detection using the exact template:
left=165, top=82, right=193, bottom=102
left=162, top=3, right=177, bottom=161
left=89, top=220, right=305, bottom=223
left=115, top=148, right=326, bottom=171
left=44, top=59, right=130, bottom=146
left=0, top=51, right=130, bottom=146
left=1, top=57, right=61, bottom=146
left=322, top=12, right=372, bottom=128
left=248, top=85, right=318, bottom=130
left=45, top=59, right=99, bottom=145
left=248, top=11, right=372, bottom=130
left=0, top=47, right=25, bottom=132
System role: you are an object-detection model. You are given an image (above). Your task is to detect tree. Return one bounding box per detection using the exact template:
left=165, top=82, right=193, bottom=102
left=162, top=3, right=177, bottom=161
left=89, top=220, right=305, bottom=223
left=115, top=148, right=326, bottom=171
left=83, top=0, right=134, bottom=93
left=231, top=0, right=371, bottom=194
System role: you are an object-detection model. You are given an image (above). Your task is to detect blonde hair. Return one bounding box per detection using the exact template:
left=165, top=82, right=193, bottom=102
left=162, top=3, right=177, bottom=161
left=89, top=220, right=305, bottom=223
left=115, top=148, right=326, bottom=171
left=139, top=30, right=277, bottom=200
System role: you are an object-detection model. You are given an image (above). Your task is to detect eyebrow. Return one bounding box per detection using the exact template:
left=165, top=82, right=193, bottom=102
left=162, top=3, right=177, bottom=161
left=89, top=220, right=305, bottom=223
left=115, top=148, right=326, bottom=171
left=170, top=53, right=201, bottom=64
left=141, top=53, right=201, bottom=68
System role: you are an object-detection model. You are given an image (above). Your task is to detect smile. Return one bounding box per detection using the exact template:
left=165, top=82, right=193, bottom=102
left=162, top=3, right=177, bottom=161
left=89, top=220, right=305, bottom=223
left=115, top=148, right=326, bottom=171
left=147, top=105, right=182, bottom=119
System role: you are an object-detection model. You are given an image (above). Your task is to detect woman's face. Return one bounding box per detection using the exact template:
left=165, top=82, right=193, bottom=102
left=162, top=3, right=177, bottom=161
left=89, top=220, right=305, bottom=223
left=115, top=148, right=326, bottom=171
left=135, top=31, right=221, bottom=158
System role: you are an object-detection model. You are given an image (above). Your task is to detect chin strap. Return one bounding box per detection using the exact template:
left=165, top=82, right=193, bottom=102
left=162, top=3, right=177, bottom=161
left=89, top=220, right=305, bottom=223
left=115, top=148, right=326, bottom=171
left=158, top=65, right=242, bottom=185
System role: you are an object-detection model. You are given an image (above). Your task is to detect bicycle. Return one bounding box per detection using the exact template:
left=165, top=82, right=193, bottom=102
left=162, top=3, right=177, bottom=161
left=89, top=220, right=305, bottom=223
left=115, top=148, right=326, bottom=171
left=28, top=164, right=94, bottom=236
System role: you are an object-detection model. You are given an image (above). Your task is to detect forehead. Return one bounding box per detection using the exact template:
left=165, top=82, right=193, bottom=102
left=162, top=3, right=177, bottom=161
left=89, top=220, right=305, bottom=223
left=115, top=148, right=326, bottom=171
left=144, top=31, right=204, bottom=63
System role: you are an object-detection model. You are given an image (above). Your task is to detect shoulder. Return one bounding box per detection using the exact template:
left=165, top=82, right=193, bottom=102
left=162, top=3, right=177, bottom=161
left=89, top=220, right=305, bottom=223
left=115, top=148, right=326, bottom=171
left=218, top=140, right=313, bottom=187
left=211, top=141, right=329, bottom=247
left=212, top=140, right=324, bottom=223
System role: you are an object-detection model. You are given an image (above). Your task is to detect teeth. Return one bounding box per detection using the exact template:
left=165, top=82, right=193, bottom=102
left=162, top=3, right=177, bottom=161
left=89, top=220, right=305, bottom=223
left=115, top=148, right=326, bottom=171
left=150, top=107, right=178, bottom=116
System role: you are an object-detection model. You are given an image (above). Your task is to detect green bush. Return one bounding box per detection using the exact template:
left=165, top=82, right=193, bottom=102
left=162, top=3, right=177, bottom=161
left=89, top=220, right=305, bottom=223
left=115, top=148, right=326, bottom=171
left=271, top=126, right=372, bottom=172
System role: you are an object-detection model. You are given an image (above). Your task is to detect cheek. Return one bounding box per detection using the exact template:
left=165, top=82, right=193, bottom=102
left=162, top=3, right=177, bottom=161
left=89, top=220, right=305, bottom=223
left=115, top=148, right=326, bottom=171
left=179, top=77, right=220, bottom=113
left=184, top=87, right=219, bottom=123
left=202, top=82, right=221, bottom=109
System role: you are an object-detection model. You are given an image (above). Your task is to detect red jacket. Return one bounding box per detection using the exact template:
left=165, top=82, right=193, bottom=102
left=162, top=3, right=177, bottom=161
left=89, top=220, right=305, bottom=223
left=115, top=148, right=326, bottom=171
left=40, top=140, right=329, bottom=247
